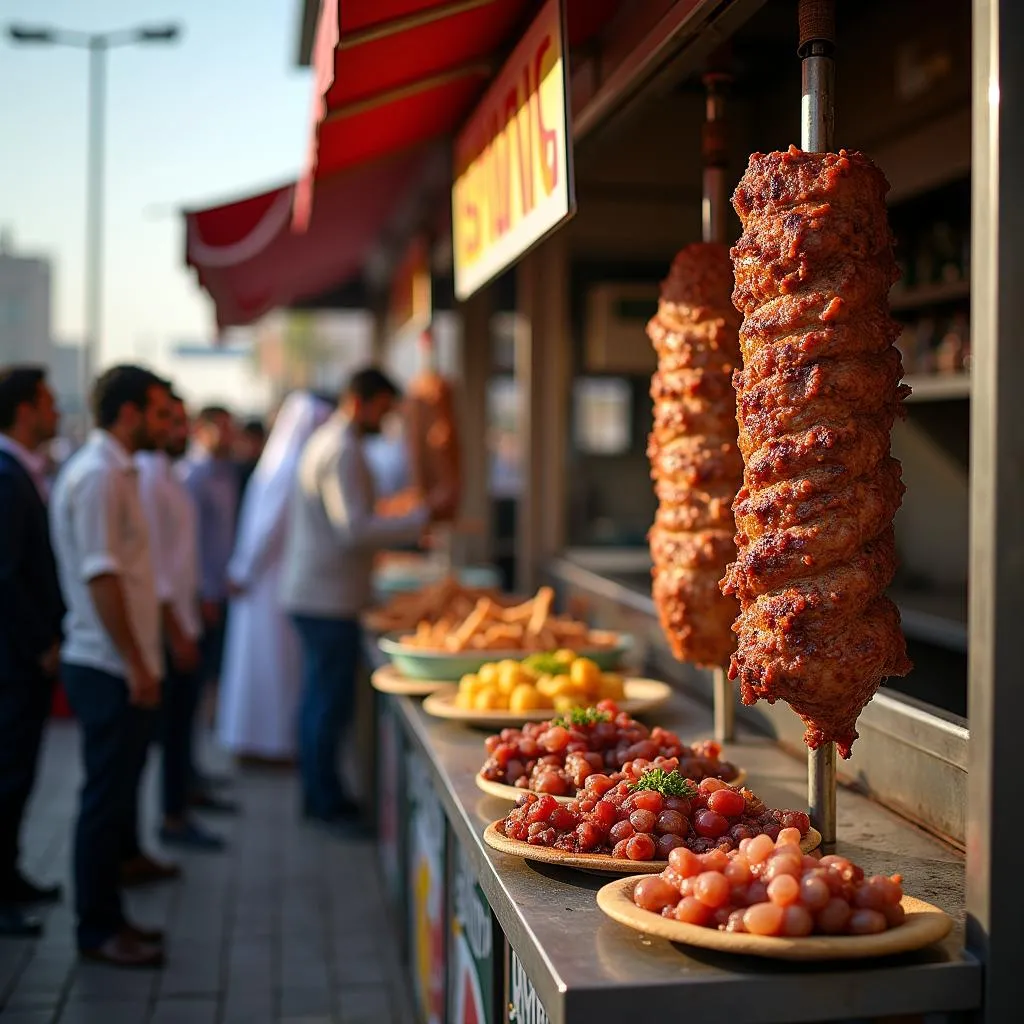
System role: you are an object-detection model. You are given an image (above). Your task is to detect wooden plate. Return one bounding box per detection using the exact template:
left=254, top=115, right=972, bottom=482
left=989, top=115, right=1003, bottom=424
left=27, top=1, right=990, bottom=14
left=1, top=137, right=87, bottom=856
left=423, top=678, right=672, bottom=729
left=482, top=821, right=821, bottom=875
left=370, top=665, right=453, bottom=697
left=596, top=876, right=952, bottom=960
left=475, top=767, right=748, bottom=805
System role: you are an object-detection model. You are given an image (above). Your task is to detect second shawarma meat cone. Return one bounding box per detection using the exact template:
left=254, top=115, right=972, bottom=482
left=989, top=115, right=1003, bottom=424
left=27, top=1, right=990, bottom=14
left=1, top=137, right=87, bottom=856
left=648, top=244, right=744, bottom=668
left=721, top=146, right=912, bottom=757
left=378, top=334, right=462, bottom=522
left=406, top=364, right=461, bottom=521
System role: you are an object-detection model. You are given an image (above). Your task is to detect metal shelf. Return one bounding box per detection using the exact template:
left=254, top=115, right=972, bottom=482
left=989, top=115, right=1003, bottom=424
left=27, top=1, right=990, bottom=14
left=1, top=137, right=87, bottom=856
left=903, top=373, right=971, bottom=401
left=890, top=279, right=971, bottom=312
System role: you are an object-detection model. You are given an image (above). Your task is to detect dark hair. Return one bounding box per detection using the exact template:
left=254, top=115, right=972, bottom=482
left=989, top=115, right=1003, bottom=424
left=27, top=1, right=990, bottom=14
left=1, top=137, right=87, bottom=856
left=0, top=366, right=46, bottom=431
left=198, top=405, right=231, bottom=423
left=91, top=365, right=167, bottom=429
left=344, top=367, right=400, bottom=404
left=241, top=418, right=265, bottom=438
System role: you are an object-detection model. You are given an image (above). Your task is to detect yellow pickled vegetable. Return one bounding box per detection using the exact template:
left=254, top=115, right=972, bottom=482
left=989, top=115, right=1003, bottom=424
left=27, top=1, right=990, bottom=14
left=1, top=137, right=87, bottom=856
left=509, top=683, right=545, bottom=713
left=535, top=675, right=560, bottom=699
left=474, top=687, right=505, bottom=710
left=570, top=657, right=601, bottom=695
left=459, top=673, right=483, bottom=695
left=497, top=660, right=523, bottom=692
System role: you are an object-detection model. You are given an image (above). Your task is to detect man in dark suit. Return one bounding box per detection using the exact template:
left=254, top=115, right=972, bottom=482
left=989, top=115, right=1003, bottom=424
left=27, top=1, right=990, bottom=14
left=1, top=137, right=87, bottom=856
left=0, top=366, right=65, bottom=936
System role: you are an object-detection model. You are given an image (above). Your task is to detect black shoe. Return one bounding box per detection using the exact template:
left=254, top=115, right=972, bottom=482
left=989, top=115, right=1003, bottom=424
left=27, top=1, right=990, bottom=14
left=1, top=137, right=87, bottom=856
left=0, top=908, right=43, bottom=938
left=123, top=922, right=165, bottom=946
left=192, top=770, right=233, bottom=790
left=188, top=790, right=240, bottom=815
left=2, top=874, right=62, bottom=907
left=303, top=796, right=360, bottom=821
left=120, top=854, right=182, bottom=888
left=160, top=821, right=226, bottom=851
left=304, top=814, right=371, bottom=840
left=79, top=931, right=163, bottom=968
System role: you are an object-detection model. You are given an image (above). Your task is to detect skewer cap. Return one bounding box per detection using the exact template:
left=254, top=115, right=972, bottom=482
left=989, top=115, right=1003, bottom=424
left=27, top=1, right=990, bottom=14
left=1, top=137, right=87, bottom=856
left=798, top=0, right=836, bottom=56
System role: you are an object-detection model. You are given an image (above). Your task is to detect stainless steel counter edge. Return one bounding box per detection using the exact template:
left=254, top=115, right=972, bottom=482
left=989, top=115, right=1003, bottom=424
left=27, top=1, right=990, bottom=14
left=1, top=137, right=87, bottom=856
left=548, top=557, right=970, bottom=844
left=377, top=679, right=981, bottom=1024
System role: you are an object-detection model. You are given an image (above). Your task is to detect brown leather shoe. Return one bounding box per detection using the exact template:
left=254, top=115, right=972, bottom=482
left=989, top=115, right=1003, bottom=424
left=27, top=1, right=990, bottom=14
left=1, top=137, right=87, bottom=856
left=124, top=922, right=165, bottom=945
left=120, top=854, right=182, bottom=888
left=79, top=932, right=165, bottom=968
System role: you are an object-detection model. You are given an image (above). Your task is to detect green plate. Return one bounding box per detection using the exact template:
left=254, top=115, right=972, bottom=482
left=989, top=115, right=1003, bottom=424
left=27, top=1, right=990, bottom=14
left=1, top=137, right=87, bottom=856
left=373, top=565, right=503, bottom=599
left=376, top=633, right=633, bottom=681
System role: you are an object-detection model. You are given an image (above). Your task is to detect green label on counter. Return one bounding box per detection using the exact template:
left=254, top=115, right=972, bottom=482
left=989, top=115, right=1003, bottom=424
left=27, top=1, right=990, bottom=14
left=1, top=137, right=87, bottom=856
left=448, top=840, right=498, bottom=1024
left=406, top=749, right=447, bottom=1024
left=504, top=944, right=550, bottom=1024
left=377, top=697, right=403, bottom=909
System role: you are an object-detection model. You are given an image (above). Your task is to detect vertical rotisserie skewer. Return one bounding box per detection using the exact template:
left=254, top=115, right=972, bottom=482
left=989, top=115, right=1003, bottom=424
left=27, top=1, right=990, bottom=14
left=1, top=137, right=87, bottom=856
left=721, top=0, right=912, bottom=848
left=647, top=69, right=744, bottom=718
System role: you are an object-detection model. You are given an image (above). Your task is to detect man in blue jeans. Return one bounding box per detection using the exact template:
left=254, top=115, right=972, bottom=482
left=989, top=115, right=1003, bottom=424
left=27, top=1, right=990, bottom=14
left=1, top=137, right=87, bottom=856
left=138, top=393, right=224, bottom=851
left=280, top=368, right=442, bottom=828
left=50, top=366, right=172, bottom=967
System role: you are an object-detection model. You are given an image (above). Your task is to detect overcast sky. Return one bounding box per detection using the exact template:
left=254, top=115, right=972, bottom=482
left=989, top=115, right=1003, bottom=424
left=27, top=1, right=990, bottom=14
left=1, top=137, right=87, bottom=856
left=0, top=0, right=312, bottom=363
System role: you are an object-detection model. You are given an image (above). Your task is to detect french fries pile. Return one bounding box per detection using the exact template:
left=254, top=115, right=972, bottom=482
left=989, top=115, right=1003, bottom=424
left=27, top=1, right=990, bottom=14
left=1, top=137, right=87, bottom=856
left=456, top=651, right=626, bottom=712
left=400, top=586, right=619, bottom=653
left=366, top=576, right=514, bottom=633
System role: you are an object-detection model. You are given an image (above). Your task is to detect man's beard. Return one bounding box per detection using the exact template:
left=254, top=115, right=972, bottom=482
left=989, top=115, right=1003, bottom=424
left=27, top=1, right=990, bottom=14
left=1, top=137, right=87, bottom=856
left=166, top=441, right=187, bottom=459
left=134, top=424, right=159, bottom=452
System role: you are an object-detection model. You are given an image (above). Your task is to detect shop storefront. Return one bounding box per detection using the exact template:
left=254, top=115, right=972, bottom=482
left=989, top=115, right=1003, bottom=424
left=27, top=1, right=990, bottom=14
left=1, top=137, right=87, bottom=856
left=186, top=0, right=1023, bottom=1018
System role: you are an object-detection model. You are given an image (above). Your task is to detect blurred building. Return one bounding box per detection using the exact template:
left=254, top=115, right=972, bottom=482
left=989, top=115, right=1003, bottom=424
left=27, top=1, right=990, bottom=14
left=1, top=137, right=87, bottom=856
left=0, top=230, right=54, bottom=367
left=159, top=335, right=273, bottom=417
left=253, top=309, right=374, bottom=403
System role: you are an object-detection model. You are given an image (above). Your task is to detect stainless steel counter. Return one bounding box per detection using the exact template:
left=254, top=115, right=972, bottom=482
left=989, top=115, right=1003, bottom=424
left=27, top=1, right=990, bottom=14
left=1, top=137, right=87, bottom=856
left=548, top=556, right=970, bottom=847
left=366, top=641, right=980, bottom=1023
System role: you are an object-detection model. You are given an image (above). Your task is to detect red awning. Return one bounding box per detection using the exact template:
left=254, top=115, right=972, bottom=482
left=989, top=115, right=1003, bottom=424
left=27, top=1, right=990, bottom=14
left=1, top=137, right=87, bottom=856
left=187, top=0, right=624, bottom=327
left=295, top=0, right=623, bottom=228
left=185, top=148, right=429, bottom=329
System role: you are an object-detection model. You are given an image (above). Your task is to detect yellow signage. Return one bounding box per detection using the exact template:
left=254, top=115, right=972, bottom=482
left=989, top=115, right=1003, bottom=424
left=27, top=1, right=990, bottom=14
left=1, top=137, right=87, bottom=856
left=452, top=0, right=574, bottom=300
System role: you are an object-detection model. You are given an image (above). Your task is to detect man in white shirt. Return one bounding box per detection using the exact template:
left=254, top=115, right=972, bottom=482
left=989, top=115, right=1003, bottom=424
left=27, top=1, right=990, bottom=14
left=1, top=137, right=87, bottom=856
left=137, top=393, right=225, bottom=852
left=50, top=365, right=172, bottom=968
left=281, top=368, right=439, bottom=829
left=0, top=367, right=64, bottom=938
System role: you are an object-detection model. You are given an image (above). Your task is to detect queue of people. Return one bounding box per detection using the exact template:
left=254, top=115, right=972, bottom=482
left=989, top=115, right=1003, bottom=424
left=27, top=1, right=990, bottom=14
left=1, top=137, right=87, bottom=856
left=0, top=359, right=440, bottom=968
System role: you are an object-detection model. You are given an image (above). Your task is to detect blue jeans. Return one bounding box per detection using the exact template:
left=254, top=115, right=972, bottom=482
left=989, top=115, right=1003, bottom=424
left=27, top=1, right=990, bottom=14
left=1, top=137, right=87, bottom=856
left=161, top=653, right=203, bottom=819
left=0, top=668, right=54, bottom=895
left=290, top=616, right=361, bottom=819
left=62, top=663, right=155, bottom=949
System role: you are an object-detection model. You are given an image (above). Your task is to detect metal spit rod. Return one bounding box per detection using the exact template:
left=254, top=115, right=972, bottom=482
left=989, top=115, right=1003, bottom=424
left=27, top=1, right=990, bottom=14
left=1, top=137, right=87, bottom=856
left=701, top=70, right=735, bottom=743
left=702, top=73, right=729, bottom=247
left=799, top=0, right=837, bottom=848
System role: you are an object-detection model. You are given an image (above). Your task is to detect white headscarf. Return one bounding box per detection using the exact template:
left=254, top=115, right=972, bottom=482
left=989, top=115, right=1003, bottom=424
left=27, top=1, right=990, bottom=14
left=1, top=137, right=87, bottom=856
left=227, top=391, right=332, bottom=587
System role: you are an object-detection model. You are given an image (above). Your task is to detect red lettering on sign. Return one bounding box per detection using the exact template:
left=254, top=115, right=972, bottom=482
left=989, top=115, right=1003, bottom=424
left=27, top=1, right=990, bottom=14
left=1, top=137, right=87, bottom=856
left=515, top=63, right=534, bottom=215
left=534, top=35, right=558, bottom=196
left=465, top=201, right=480, bottom=257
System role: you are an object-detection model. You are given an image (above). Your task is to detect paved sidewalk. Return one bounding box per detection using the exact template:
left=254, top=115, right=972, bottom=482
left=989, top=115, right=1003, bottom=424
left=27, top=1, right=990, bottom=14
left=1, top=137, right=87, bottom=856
left=0, top=721, right=415, bottom=1024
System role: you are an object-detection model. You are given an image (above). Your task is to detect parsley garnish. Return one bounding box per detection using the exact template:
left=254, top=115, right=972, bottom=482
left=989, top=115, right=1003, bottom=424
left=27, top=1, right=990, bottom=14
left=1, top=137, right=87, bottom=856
left=550, top=707, right=611, bottom=729
left=629, top=768, right=698, bottom=799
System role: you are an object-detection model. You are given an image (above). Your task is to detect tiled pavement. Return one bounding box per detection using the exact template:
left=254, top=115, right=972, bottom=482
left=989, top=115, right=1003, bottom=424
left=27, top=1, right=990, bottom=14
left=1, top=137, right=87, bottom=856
left=0, top=721, right=416, bottom=1024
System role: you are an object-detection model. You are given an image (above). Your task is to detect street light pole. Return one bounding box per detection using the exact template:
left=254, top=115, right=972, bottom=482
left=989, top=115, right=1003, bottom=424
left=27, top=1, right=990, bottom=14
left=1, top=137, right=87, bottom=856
left=6, top=22, right=181, bottom=426
left=83, top=38, right=106, bottom=400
